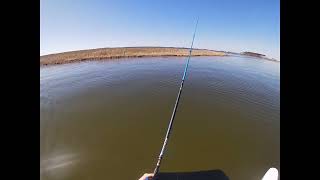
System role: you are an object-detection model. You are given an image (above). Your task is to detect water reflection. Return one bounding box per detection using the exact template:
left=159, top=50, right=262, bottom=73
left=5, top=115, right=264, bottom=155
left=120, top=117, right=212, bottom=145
left=40, top=151, right=79, bottom=179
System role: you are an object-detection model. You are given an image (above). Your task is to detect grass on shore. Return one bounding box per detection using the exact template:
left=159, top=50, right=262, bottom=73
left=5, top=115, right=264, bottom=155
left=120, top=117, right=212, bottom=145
left=40, top=47, right=226, bottom=65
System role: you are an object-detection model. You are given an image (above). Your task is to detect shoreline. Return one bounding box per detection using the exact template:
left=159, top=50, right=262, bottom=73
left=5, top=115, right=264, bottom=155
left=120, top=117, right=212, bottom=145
left=40, top=47, right=226, bottom=66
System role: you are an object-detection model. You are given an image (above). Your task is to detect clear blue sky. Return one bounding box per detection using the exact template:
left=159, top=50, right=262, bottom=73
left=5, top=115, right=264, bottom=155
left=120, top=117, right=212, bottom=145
left=40, top=0, right=280, bottom=60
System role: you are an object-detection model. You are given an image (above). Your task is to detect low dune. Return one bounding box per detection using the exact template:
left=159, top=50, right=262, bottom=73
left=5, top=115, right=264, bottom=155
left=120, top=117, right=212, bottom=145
left=40, top=47, right=226, bottom=65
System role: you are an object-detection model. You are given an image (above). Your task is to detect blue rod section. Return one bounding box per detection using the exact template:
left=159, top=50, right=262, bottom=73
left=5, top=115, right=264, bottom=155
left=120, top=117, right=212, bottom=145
left=182, top=18, right=198, bottom=81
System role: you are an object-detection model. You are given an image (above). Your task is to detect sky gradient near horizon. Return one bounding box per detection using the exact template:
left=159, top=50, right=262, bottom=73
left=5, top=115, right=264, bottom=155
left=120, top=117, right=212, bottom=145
left=40, top=0, right=280, bottom=60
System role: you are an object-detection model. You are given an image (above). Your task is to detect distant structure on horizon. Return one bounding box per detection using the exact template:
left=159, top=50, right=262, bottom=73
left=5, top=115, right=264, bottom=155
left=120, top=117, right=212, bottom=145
left=241, top=51, right=266, bottom=58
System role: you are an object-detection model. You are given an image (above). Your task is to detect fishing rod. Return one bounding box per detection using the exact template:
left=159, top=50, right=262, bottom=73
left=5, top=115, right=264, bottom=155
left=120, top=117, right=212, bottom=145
left=152, top=18, right=199, bottom=178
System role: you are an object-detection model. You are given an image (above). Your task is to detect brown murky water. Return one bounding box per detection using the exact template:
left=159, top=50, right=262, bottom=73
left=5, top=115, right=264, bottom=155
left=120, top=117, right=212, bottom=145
left=40, top=56, right=279, bottom=180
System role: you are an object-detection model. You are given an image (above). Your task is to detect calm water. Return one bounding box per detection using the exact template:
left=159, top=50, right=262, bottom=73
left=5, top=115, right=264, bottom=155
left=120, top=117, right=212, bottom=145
left=40, top=56, right=280, bottom=180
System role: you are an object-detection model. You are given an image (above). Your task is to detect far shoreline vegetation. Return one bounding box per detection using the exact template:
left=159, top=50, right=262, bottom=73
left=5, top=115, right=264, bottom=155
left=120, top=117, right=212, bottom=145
left=40, top=47, right=278, bottom=66
left=240, top=51, right=279, bottom=62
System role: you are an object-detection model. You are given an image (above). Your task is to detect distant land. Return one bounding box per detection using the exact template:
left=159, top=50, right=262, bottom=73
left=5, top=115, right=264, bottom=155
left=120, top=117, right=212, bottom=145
left=240, top=51, right=279, bottom=62
left=40, top=47, right=279, bottom=66
left=241, top=51, right=266, bottom=57
left=40, top=47, right=226, bottom=65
